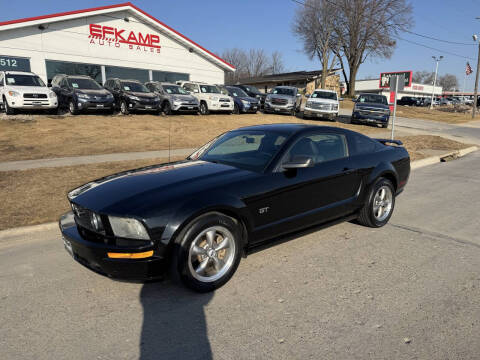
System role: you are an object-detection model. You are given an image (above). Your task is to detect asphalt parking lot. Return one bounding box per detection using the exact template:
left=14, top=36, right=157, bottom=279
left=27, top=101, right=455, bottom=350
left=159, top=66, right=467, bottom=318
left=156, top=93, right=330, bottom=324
left=1, top=151, right=479, bottom=359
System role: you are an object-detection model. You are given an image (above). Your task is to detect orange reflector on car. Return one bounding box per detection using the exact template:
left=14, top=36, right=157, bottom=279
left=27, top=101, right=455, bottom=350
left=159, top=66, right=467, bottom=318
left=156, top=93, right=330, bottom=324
left=107, top=251, right=153, bottom=259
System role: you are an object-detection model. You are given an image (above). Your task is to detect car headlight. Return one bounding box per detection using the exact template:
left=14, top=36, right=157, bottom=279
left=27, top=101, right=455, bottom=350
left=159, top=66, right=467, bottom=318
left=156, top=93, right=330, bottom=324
left=129, top=95, right=140, bottom=101
left=266, top=96, right=272, bottom=102
left=7, top=90, right=20, bottom=97
left=306, top=101, right=313, bottom=107
left=90, top=212, right=104, bottom=233
left=77, top=93, right=90, bottom=99
left=241, top=100, right=250, bottom=106
left=173, top=100, right=181, bottom=106
left=153, top=96, right=160, bottom=102
left=108, top=216, right=150, bottom=240
left=106, top=93, right=114, bottom=99
left=333, top=104, right=338, bottom=110
left=48, top=91, right=57, bottom=99
left=209, top=96, right=219, bottom=101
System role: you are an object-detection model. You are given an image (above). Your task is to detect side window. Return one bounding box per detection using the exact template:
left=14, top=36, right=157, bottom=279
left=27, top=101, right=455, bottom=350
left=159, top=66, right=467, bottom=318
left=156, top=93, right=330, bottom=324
left=285, top=133, right=348, bottom=165
left=0, top=73, right=3, bottom=87
left=350, top=133, right=377, bottom=155
left=60, top=78, right=68, bottom=88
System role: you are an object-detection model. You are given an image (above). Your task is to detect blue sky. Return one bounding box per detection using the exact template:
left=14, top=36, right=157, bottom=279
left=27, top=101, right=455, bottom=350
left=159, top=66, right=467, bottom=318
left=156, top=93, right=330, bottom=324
left=1, top=0, right=479, bottom=90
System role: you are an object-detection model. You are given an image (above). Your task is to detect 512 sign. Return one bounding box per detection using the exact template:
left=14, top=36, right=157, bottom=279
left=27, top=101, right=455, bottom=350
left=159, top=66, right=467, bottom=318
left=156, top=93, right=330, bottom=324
left=0, top=56, right=31, bottom=72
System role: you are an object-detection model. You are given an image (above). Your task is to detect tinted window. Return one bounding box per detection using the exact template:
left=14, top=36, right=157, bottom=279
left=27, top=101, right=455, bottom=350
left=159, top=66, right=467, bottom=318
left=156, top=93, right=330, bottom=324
left=68, top=78, right=102, bottom=90
left=272, top=87, right=295, bottom=96
left=242, top=85, right=261, bottom=95
left=5, top=74, right=45, bottom=87
left=351, top=133, right=377, bottom=155
left=200, top=85, right=220, bottom=94
left=285, top=133, right=348, bottom=164
left=357, top=94, right=388, bottom=105
left=46, top=60, right=102, bottom=84
left=162, top=85, right=189, bottom=95
left=311, top=91, right=337, bottom=100
left=152, top=71, right=189, bottom=83
left=120, top=81, right=149, bottom=93
left=105, top=66, right=149, bottom=83
left=183, top=83, right=197, bottom=92
left=200, top=130, right=287, bottom=172
left=227, top=87, right=248, bottom=97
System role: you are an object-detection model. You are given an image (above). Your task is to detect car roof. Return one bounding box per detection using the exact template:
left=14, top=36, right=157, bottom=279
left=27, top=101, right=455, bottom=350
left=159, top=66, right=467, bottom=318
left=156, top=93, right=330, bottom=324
left=274, top=86, right=297, bottom=90
left=3, top=71, right=36, bottom=75
left=60, top=74, right=93, bottom=79
left=234, top=123, right=350, bottom=135
left=313, top=88, right=336, bottom=93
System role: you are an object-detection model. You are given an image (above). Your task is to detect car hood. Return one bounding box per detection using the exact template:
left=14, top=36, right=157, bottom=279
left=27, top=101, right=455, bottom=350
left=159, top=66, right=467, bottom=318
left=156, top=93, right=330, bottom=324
left=355, top=102, right=389, bottom=110
left=69, top=160, right=252, bottom=215
left=76, top=89, right=111, bottom=97
left=268, top=94, right=294, bottom=101
left=6, top=85, right=50, bottom=94
left=125, top=91, right=156, bottom=99
left=237, top=96, right=259, bottom=103
left=308, top=98, right=337, bottom=104
left=169, top=94, right=198, bottom=102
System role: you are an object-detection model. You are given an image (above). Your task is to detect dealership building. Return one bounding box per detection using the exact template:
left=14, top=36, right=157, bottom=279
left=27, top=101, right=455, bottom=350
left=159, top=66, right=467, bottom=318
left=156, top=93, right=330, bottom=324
left=0, top=2, right=235, bottom=85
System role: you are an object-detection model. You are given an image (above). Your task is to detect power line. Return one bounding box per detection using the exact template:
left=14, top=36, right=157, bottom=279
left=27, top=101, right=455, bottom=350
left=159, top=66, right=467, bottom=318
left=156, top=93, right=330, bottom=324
left=403, top=30, right=474, bottom=46
left=394, top=35, right=475, bottom=61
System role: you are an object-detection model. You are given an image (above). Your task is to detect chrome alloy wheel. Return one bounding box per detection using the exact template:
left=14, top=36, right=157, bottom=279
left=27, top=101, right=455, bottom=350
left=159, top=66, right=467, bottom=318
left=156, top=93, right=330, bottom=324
left=188, top=226, right=236, bottom=283
left=373, top=185, right=393, bottom=222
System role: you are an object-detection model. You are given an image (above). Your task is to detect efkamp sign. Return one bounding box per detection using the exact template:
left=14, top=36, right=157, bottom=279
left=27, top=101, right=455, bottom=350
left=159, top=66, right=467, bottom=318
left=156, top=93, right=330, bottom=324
left=379, top=71, right=412, bottom=89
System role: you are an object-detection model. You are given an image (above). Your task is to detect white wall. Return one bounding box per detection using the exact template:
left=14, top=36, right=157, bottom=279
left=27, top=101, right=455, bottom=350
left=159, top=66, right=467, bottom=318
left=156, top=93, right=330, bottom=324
left=353, top=79, right=443, bottom=97
left=0, top=10, right=226, bottom=84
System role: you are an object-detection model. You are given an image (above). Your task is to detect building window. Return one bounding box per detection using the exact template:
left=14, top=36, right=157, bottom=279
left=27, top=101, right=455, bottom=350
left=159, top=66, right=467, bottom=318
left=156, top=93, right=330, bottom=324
left=46, top=60, right=102, bottom=84
left=152, top=71, right=189, bottom=83
left=105, top=66, right=149, bottom=83
left=0, top=56, right=31, bottom=72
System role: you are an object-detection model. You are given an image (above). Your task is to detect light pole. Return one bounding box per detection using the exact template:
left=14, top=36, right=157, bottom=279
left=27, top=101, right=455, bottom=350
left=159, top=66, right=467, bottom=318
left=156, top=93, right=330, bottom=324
left=430, top=55, right=443, bottom=109
left=472, top=34, right=480, bottom=119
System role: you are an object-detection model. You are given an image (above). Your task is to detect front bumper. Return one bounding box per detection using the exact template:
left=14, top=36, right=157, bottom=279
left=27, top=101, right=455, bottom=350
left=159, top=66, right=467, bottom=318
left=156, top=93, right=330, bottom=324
left=241, top=103, right=259, bottom=113
left=77, top=98, right=115, bottom=111
left=7, top=96, right=58, bottom=109
left=352, top=111, right=389, bottom=124
left=127, top=100, right=160, bottom=112
left=303, top=107, right=337, bottom=118
left=264, top=102, right=295, bottom=113
left=59, top=212, right=166, bottom=281
left=172, top=102, right=199, bottom=112
left=208, top=101, right=234, bottom=112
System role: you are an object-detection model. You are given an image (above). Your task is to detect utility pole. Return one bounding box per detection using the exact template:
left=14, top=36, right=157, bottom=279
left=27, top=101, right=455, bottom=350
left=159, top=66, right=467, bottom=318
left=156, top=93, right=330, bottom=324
left=430, top=56, right=443, bottom=109
left=473, top=34, right=480, bottom=118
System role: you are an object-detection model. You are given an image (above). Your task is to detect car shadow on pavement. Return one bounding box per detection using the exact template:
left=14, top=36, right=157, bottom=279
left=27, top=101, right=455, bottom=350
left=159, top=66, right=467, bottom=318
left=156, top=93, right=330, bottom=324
left=139, top=281, right=214, bottom=360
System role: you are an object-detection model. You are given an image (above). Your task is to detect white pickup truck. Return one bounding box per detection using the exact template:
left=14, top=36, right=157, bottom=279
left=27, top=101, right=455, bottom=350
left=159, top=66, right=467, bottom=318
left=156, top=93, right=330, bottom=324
left=0, top=71, right=58, bottom=114
left=303, top=88, right=340, bottom=121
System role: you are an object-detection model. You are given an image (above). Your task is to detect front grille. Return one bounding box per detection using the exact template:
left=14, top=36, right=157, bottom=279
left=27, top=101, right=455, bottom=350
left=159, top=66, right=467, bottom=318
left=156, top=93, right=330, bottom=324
left=308, top=102, right=332, bottom=110
left=271, top=97, right=288, bottom=105
left=219, top=98, right=230, bottom=102
left=359, top=109, right=386, bottom=116
left=23, top=93, right=47, bottom=99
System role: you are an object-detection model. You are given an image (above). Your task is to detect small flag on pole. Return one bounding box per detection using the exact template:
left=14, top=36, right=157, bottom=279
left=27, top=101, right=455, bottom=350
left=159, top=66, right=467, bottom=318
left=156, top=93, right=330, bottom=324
left=466, top=62, right=473, bottom=76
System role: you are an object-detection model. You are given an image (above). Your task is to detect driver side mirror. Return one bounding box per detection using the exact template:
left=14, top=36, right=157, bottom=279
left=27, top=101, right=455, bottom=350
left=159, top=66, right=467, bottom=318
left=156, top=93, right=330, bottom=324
left=305, top=93, right=310, bottom=98
left=282, top=155, right=314, bottom=170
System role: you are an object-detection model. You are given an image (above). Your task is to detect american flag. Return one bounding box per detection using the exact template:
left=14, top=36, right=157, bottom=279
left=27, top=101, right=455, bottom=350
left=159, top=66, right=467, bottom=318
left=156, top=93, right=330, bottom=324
left=466, top=62, right=473, bottom=76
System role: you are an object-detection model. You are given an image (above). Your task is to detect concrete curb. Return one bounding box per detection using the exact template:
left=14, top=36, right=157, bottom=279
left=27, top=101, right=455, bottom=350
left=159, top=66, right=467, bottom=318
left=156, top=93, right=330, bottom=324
left=411, top=145, right=478, bottom=170
left=0, top=145, right=477, bottom=238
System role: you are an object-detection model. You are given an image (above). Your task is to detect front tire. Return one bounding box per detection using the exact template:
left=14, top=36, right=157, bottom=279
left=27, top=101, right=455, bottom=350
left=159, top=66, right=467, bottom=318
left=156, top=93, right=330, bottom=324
left=199, top=101, right=209, bottom=115
left=233, top=103, right=240, bottom=114
left=68, top=100, right=78, bottom=115
left=171, top=213, right=242, bottom=292
left=120, top=100, right=129, bottom=115
left=162, top=101, right=172, bottom=115
left=4, top=99, right=15, bottom=115
left=358, top=178, right=395, bottom=228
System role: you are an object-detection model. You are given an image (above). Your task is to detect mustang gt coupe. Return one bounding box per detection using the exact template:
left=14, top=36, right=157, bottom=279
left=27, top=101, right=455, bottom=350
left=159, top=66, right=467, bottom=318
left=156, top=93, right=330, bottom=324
left=60, top=124, right=410, bottom=292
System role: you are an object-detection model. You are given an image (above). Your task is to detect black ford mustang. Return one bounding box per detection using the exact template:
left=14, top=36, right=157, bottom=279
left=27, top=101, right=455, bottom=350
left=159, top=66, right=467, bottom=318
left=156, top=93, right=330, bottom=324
left=60, top=124, right=410, bottom=292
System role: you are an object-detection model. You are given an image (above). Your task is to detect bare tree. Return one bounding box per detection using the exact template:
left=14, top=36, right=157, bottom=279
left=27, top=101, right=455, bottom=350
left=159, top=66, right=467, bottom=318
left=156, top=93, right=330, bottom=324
left=412, top=70, right=435, bottom=84
left=222, top=48, right=248, bottom=84
left=246, top=49, right=270, bottom=78
left=438, top=74, right=458, bottom=91
left=333, top=0, right=414, bottom=96
left=292, top=0, right=338, bottom=88
left=269, top=51, right=285, bottom=74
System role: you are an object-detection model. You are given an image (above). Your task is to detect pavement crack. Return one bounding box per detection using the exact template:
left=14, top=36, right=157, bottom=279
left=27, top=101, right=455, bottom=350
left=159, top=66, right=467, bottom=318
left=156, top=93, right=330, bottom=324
left=388, top=223, right=480, bottom=250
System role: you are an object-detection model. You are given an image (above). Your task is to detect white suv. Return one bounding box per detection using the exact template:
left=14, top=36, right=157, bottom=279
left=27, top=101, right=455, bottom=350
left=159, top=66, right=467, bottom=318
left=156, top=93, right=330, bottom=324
left=303, top=89, right=339, bottom=121
left=0, top=71, right=58, bottom=114
left=177, top=81, right=234, bottom=114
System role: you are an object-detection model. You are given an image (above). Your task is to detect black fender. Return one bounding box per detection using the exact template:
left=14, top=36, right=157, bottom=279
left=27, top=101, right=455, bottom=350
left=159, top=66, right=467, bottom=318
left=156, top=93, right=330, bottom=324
left=366, top=161, right=399, bottom=190
left=160, top=190, right=252, bottom=249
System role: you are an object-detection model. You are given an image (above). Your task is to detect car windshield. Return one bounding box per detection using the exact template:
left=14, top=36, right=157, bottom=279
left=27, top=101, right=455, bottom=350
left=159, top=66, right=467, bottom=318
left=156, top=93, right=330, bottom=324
left=311, top=91, right=337, bottom=100
left=200, top=85, right=220, bottom=94
left=121, top=81, right=149, bottom=93
left=357, top=94, right=388, bottom=105
left=272, top=88, right=295, bottom=96
left=5, top=74, right=45, bottom=87
left=68, top=78, right=102, bottom=90
left=243, top=85, right=261, bottom=94
left=162, top=85, right=188, bottom=95
left=196, top=130, right=287, bottom=172
left=227, top=87, right=248, bottom=97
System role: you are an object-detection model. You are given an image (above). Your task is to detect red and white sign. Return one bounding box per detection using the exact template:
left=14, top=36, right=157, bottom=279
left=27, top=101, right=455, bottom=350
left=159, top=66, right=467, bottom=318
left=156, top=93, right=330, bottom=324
left=88, top=24, right=161, bottom=53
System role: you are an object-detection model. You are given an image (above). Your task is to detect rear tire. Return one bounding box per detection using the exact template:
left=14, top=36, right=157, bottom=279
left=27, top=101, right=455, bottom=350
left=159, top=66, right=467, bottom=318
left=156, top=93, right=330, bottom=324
left=170, top=213, right=242, bottom=292
left=357, top=178, right=395, bottom=228
left=199, top=102, right=209, bottom=115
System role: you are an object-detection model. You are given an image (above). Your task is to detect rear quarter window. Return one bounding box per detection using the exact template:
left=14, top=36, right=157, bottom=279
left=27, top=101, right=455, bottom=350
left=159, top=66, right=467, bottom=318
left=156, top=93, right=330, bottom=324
left=350, top=133, right=378, bottom=155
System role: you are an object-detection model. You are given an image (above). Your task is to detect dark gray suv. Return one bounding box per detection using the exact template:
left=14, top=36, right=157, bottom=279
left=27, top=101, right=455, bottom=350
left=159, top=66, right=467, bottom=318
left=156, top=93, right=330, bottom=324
left=145, top=82, right=199, bottom=114
left=264, top=86, right=302, bottom=115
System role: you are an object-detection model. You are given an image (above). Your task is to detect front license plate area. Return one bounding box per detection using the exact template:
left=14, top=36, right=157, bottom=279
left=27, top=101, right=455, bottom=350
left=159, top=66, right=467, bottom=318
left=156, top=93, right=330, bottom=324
left=145, top=105, right=152, bottom=109
left=96, top=104, right=104, bottom=108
